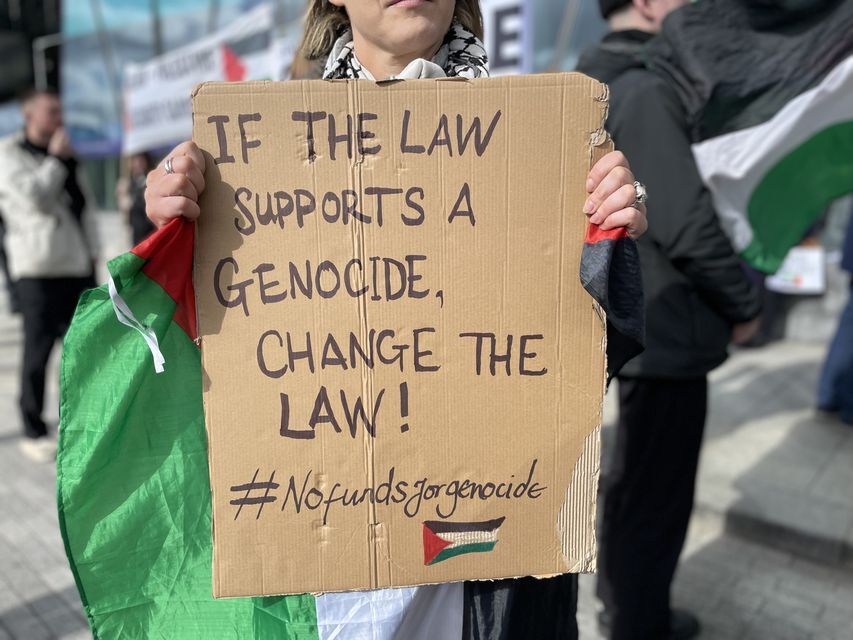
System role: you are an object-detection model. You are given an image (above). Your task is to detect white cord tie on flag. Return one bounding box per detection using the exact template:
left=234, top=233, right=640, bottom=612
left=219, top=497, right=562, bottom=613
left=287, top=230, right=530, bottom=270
left=108, top=275, right=166, bottom=373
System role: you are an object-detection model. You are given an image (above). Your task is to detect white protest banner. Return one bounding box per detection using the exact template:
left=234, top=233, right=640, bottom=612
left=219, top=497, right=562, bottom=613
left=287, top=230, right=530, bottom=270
left=121, top=3, right=276, bottom=155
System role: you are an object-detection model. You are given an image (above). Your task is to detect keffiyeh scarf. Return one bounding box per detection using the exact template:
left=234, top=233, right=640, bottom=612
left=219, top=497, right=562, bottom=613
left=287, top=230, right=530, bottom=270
left=323, top=21, right=489, bottom=80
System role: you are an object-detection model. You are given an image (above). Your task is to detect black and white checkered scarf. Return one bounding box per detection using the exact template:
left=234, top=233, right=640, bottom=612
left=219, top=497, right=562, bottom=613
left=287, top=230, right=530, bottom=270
left=323, top=21, right=489, bottom=80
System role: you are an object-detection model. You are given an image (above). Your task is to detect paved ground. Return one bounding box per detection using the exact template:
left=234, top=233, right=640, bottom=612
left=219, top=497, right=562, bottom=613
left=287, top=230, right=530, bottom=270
left=578, top=512, right=853, bottom=640
left=0, top=310, right=89, bottom=640
left=1, top=212, right=852, bottom=639
left=0, top=214, right=127, bottom=640
left=697, top=343, right=853, bottom=565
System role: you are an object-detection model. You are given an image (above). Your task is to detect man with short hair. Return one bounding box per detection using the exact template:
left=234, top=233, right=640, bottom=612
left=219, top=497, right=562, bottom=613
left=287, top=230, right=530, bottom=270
left=0, top=89, right=98, bottom=462
left=577, top=1, right=762, bottom=638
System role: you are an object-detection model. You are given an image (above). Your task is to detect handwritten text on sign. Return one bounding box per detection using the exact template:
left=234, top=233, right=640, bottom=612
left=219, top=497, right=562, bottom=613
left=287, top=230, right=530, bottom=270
left=205, top=108, right=548, bottom=447
left=193, top=77, right=605, bottom=596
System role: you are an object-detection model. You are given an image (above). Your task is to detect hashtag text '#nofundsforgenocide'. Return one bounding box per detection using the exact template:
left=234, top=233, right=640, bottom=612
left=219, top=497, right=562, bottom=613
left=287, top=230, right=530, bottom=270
left=229, top=460, right=547, bottom=525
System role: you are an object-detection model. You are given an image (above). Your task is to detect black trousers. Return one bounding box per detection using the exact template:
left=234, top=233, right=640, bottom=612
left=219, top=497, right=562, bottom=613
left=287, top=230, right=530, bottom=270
left=17, top=276, right=93, bottom=439
left=463, top=573, right=579, bottom=639
left=597, top=377, right=708, bottom=640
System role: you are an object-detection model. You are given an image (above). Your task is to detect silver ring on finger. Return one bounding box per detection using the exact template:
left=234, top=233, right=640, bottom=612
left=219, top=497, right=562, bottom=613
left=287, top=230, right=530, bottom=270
left=632, top=180, right=648, bottom=207
left=164, top=157, right=174, bottom=175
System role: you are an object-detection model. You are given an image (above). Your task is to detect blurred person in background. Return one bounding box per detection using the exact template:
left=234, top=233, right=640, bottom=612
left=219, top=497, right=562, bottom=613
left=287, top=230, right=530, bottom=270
left=0, top=211, right=20, bottom=313
left=817, top=208, right=853, bottom=425
left=116, top=151, right=155, bottom=246
left=577, top=0, right=762, bottom=638
left=0, top=89, right=98, bottom=463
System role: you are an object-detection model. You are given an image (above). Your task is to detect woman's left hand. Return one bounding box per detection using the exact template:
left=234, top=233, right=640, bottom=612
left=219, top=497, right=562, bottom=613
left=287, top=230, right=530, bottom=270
left=584, top=150, right=647, bottom=240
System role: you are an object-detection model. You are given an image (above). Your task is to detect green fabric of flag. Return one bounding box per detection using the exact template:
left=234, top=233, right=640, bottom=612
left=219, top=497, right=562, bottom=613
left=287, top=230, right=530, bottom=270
left=690, top=58, right=853, bottom=273
left=57, top=220, right=318, bottom=639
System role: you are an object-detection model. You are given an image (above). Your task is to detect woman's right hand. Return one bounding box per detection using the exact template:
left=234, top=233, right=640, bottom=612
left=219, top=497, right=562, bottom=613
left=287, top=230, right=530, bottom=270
left=145, top=141, right=206, bottom=228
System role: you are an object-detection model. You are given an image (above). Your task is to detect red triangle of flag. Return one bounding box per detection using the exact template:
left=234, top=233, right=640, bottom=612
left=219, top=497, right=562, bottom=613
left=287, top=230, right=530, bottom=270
left=132, top=219, right=197, bottom=340
left=423, top=524, right=452, bottom=565
left=222, top=45, right=246, bottom=81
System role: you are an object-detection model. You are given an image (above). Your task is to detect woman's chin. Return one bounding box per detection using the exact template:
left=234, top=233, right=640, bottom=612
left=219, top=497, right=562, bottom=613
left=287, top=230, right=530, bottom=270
left=386, top=19, right=448, bottom=54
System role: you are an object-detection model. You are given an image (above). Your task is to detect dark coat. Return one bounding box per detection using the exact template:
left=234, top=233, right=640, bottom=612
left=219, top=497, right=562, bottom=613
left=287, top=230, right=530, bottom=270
left=577, top=30, right=761, bottom=378
left=842, top=206, right=853, bottom=274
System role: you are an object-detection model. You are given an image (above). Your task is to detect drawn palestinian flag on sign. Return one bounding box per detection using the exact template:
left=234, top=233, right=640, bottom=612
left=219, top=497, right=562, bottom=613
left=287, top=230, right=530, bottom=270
left=422, top=517, right=506, bottom=565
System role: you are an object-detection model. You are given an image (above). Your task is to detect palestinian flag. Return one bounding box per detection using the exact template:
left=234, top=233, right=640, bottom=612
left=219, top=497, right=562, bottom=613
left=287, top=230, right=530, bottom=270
left=57, top=214, right=639, bottom=637
left=692, top=55, right=853, bottom=273
left=648, top=0, right=853, bottom=273
left=423, top=517, right=506, bottom=565
left=59, top=221, right=313, bottom=637
left=57, top=220, right=420, bottom=638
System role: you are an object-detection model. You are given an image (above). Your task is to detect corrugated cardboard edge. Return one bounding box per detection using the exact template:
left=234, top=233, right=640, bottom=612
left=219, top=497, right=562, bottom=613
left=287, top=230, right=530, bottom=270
left=556, top=76, right=610, bottom=574
left=557, top=426, right=602, bottom=573
left=191, top=81, right=221, bottom=597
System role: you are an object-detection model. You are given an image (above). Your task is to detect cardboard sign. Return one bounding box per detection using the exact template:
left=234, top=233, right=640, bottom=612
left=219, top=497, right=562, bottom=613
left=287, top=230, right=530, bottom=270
left=192, top=74, right=608, bottom=598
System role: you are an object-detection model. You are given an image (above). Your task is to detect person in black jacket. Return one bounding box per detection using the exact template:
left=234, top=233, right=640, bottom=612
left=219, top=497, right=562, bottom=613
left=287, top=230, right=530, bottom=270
left=577, top=1, right=762, bottom=639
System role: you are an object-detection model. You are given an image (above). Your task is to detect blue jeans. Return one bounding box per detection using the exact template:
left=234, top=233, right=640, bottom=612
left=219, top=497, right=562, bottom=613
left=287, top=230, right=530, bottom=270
left=817, top=281, right=853, bottom=424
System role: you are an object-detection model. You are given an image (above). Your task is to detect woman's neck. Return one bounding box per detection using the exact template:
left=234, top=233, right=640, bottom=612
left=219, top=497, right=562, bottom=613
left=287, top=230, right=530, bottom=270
left=351, top=33, right=443, bottom=79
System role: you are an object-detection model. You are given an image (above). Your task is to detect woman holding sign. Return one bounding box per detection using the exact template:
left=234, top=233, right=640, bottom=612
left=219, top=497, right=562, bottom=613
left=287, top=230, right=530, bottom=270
left=144, top=1, right=646, bottom=639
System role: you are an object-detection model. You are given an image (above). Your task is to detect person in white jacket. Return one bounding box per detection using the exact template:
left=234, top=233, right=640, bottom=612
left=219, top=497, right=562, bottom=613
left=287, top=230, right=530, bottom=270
left=0, top=89, right=98, bottom=462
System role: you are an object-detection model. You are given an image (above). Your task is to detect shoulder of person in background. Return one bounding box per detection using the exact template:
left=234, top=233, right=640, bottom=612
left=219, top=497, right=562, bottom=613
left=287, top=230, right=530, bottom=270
left=0, top=132, right=17, bottom=149
left=608, top=65, right=686, bottom=128
left=0, top=131, right=36, bottom=160
left=0, top=132, right=67, bottom=209
left=0, top=137, right=16, bottom=192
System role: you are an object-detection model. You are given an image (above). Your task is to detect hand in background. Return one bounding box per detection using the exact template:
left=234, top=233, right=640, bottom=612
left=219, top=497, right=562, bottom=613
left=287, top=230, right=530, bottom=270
left=48, top=127, right=73, bottom=159
left=732, top=317, right=761, bottom=345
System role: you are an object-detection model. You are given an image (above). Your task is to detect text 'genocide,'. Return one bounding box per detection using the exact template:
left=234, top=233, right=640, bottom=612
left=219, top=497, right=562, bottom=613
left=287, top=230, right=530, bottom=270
left=214, top=254, right=438, bottom=316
